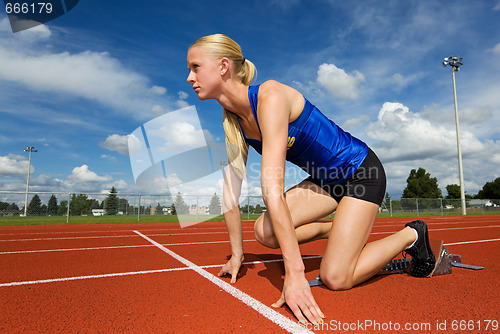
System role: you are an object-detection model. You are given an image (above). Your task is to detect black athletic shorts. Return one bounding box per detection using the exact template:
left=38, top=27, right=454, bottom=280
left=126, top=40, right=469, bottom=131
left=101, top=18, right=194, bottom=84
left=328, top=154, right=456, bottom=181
left=305, top=148, right=387, bottom=206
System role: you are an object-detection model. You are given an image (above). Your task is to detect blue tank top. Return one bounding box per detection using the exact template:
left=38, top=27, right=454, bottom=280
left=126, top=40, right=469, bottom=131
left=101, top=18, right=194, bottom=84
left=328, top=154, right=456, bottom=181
left=240, top=84, right=368, bottom=185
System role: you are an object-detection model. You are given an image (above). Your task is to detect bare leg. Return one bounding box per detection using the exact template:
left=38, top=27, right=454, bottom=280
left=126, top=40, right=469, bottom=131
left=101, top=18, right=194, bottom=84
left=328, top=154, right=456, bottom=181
left=319, top=197, right=417, bottom=290
left=254, top=181, right=336, bottom=248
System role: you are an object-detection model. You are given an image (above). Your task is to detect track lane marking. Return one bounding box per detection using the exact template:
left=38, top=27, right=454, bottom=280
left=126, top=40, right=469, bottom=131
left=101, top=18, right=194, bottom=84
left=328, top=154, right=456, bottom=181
left=0, top=255, right=323, bottom=288
left=444, top=238, right=500, bottom=246
left=0, top=267, right=189, bottom=287
left=133, top=230, right=313, bottom=334
left=2, top=224, right=499, bottom=242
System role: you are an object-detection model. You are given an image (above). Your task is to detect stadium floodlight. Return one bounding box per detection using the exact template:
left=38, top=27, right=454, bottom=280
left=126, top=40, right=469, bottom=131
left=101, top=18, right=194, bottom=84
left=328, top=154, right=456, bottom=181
left=23, top=146, right=37, bottom=217
left=443, top=56, right=466, bottom=215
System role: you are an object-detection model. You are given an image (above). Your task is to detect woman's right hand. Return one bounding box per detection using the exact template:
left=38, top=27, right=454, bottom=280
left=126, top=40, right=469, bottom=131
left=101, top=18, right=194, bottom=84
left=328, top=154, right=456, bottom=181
left=218, top=254, right=244, bottom=283
left=272, top=272, right=325, bottom=324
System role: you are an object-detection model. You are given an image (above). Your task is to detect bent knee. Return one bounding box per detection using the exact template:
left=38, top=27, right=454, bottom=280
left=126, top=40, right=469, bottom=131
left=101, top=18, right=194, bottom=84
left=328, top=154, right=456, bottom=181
left=254, top=218, right=280, bottom=249
left=319, top=270, right=354, bottom=291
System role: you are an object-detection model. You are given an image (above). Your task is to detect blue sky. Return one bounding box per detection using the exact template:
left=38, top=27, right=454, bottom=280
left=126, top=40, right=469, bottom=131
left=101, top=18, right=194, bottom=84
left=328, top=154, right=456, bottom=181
left=1, top=0, right=500, bottom=203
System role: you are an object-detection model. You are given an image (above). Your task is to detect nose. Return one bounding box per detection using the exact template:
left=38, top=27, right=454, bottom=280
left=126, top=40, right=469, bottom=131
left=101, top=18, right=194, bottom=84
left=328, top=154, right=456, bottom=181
left=187, top=71, right=195, bottom=84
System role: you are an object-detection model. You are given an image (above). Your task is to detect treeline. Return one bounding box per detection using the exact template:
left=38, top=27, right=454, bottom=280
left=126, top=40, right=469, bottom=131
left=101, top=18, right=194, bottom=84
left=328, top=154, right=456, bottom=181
left=0, top=187, right=128, bottom=217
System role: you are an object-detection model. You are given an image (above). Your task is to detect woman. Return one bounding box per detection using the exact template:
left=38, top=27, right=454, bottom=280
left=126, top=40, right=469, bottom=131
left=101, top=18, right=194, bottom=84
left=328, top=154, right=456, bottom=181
left=186, top=34, right=435, bottom=324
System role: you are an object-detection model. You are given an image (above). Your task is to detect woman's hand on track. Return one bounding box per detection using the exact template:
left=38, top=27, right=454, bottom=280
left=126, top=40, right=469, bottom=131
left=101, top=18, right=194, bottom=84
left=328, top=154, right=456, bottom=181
left=271, top=273, right=325, bottom=324
left=218, top=254, right=244, bottom=283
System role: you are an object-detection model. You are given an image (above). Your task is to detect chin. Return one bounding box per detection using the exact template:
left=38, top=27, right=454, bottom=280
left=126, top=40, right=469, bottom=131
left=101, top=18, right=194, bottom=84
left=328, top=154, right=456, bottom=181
left=196, top=92, right=212, bottom=101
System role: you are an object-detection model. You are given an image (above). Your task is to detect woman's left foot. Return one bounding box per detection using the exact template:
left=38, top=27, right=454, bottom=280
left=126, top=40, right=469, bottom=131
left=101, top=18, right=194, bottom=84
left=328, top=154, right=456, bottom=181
left=403, top=220, right=436, bottom=277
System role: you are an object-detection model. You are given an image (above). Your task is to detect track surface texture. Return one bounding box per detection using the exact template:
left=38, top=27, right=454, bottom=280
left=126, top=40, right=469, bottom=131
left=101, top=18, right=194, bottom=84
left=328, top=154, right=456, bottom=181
left=1, top=215, right=499, bottom=333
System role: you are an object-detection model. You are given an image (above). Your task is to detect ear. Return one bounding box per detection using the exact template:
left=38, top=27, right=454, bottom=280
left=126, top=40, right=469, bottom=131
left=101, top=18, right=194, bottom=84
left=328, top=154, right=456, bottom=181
left=220, top=57, right=230, bottom=75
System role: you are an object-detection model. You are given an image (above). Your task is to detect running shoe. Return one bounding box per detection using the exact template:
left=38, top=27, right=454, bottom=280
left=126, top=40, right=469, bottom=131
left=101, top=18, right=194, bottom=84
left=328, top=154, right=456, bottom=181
left=403, top=220, right=436, bottom=277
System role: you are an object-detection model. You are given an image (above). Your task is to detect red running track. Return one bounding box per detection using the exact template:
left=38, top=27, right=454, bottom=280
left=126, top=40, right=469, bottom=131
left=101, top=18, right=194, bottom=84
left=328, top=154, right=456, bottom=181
left=0, top=215, right=499, bottom=333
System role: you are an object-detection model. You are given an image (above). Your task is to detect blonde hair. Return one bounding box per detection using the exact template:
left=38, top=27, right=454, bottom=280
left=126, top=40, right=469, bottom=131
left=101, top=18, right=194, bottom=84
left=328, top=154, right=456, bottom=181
left=190, top=34, right=256, bottom=179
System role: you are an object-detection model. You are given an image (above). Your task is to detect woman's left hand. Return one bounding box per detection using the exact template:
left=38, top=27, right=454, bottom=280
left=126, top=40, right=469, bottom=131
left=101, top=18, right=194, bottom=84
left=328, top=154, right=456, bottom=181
left=271, top=272, right=325, bottom=324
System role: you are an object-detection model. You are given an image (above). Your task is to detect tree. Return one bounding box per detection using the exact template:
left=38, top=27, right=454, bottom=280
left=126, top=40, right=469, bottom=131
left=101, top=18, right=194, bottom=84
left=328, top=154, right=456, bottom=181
left=155, top=203, right=163, bottom=215
left=104, top=187, right=119, bottom=215
left=7, top=203, right=19, bottom=211
left=402, top=168, right=442, bottom=199
left=477, top=177, right=500, bottom=199
left=173, top=192, right=188, bottom=215
left=70, top=194, right=94, bottom=216
left=445, top=184, right=472, bottom=200
left=208, top=193, right=221, bottom=215
left=27, top=194, right=42, bottom=216
left=58, top=200, right=68, bottom=216
left=445, top=184, right=461, bottom=199
left=254, top=204, right=265, bottom=214
left=47, top=195, right=59, bottom=216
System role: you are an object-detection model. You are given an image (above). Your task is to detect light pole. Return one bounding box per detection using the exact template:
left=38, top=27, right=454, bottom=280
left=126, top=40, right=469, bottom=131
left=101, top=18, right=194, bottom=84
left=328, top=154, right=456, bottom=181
left=23, top=146, right=37, bottom=217
left=442, top=56, right=466, bottom=215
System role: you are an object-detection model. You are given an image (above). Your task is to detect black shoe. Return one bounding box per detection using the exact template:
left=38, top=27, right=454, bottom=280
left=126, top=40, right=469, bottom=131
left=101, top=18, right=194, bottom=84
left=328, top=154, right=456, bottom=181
left=403, top=220, right=436, bottom=277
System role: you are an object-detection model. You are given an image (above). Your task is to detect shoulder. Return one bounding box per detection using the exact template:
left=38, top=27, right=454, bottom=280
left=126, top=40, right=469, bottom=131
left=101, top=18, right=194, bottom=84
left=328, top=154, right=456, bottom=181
left=257, top=80, right=301, bottom=104
left=258, top=80, right=287, bottom=96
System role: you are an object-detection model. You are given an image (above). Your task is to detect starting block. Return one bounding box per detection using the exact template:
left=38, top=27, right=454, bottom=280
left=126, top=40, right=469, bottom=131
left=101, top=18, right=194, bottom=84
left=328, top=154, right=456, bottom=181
left=309, top=239, right=484, bottom=287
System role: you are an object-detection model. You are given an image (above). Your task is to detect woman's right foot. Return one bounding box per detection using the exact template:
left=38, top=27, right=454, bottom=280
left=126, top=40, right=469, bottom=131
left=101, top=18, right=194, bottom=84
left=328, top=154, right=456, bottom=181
left=403, top=220, right=436, bottom=277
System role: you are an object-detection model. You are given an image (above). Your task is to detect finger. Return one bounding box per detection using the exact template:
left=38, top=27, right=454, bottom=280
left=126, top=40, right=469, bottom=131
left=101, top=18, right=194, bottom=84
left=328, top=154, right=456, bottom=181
left=288, top=302, right=308, bottom=325
left=230, top=270, right=238, bottom=283
left=271, top=296, right=285, bottom=308
left=218, top=268, right=229, bottom=277
left=300, top=298, right=324, bottom=324
left=306, top=297, right=325, bottom=319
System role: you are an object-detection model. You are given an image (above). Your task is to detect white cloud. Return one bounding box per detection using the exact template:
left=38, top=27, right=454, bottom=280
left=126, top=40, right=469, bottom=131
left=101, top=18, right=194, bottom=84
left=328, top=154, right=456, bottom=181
left=492, top=42, right=500, bottom=55
left=151, top=121, right=206, bottom=153
left=176, top=100, right=190, bottom=109
left=178, top=91, right=189, bottom=99
left=68, top=165, right=112, bottom=182
left=342, top=115, right=370, bottom=130
left=367, top=102, right=483, bottom=162
left=103, top=179, right=129, bottom=190
left=0, top=154, right=30, bottom=176
left=0, top=27, right=174, bottom=120
left=99, top=134, right=130, bottom=155
left=0, top=48, right=144, bottom=103
left=149, top=85, right=167, bottom=95
left=392, top=73, right=407, bottom=87
left=101, top=154, right=116, bottom=160
left=151, top=105, right=165, bottom=114
left=317, top=63, right=365, bottom=100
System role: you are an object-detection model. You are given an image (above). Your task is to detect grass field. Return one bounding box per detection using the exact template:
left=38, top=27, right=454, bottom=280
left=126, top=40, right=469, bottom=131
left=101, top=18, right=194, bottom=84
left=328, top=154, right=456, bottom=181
left=1, top=210, right=499, bottom=226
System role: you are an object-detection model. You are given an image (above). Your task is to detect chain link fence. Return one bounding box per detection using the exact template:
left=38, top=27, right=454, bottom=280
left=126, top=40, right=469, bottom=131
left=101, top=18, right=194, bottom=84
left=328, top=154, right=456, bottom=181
left=382, top=198, right=500, bottom=216
left=0, top=191, right=498, bottom=224
left=0, top=191, right=266, bottom=224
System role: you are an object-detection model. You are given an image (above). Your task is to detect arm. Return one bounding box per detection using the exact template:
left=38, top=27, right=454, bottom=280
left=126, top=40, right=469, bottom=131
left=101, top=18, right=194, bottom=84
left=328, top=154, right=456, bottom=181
left=218, top=155, right=246, bottom=283
left=258, top=81, right=324, bottom=324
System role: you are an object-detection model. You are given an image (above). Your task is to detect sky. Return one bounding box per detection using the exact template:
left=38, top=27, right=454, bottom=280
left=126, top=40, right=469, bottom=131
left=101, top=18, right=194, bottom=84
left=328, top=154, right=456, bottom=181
left=1, top=0, right=500, bottom=206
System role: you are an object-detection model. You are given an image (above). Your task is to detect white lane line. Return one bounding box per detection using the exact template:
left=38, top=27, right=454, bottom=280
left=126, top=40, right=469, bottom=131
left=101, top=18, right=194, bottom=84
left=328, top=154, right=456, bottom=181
left=0, top=267, right=189, bottom=287
left=0, top=226, right=254, bottom=236
left=0, top=255, right=323, bottom=288
left=0, top=231, right=255, bottom=242
left=370, top=225, right=500, bottom=235
left=1, top=224, right=498, bottom=242
left=0, top=240, right=257, bottom=255
left=444, top=238, right=500, bottom=246
left=133, top=230, right=313, bottom=334
left=0, top=244, right=153, bottom=255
